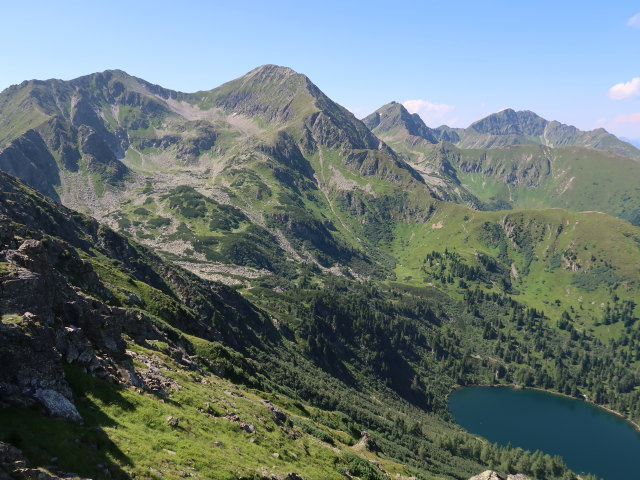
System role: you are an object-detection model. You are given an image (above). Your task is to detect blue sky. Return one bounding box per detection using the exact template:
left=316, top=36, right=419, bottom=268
left=2, top=1, right=639, bottom=139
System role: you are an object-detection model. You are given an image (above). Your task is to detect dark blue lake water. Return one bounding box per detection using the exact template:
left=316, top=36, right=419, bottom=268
left=448, top=386, right=640, bottom=480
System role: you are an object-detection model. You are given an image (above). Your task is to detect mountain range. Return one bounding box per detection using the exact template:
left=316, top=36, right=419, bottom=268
left=364, top=102, right=640, bottom=223
left=0, top=65, right=637, bottom=480
left=364, top=102, right=640, bottom=159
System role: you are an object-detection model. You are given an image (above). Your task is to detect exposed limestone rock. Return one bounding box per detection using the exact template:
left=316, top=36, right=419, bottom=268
left=260, top=473, right=305, bottom=480
left=353, top=430, right=379, bottom=452
left=224, top=413, right=253, bottom=431
left=33, top=389, right=82, bottom=423
left=126, top=351, right=180, bottom=396
left=263, top=400, right=288, bottom=426
left=469, top=471, right=504, bottom=480
left=166, top=416, right=179, bottom=429
left=468, top=471, right=531, bottom=480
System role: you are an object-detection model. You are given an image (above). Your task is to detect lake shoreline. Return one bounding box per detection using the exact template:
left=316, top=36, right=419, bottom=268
left=448, top=384, right=640, bottom=480
left=448, top=383, right=640, bottom=434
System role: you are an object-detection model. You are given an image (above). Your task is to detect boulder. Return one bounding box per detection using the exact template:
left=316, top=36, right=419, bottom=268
left=468, top=471, right=531, bottom=480
left=166, top=416, right=179, bottom=429
left=33, top=389, right=82, bottom=423
left=469, top=472, right=505, bottom=480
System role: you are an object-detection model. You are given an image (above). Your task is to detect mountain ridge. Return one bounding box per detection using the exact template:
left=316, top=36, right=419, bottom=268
left=0, top=65, right=435, bottom=284
left=365, top=102, right=640, bottom=224
left=365, top=102, right=640, bottom=161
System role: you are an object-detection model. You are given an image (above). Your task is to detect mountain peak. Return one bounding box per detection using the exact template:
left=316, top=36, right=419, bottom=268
left=363, top=102, right=439, bottom=143
left=236, top=64, right=311, bottom=93
left=470, top=109, right=548, bottom=136
left=199, top=65, right=389, bottom=151
left=244, top=64, right=301, bottom=80
left=199, top=64, right=321, bottom=124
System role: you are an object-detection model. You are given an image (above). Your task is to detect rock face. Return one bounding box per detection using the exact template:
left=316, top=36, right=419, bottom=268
left=0, top=234, right=138, bottom=422
left=0, top=230, right=160, bottom=421
left=0, top=129, right=62, bottom=201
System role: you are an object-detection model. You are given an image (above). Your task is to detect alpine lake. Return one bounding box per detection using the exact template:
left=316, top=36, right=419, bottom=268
left=448, top=386, right=640, bottom=480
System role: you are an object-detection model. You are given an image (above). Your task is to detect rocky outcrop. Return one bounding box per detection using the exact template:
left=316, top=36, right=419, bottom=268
left=469, top=472, right=504, bottom=480
left=353, top=431, right=378, bottom=452
left=0, top=441, right=86, bottom=479
left=0, top=228, right=191, bottom=422
left=468, top=471, right=531, bottom=480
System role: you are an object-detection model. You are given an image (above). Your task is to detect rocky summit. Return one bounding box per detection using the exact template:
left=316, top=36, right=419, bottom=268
left=0, top=65, right=632, bottom=480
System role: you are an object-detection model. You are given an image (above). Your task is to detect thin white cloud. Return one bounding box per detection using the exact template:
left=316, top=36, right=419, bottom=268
left=608, top=77, right=640, bottom=100
left=627, top=13, right=640, bottom=28
left=346, top=106, right=367, bottom=118
left=598, top=113, right=640, bottom=138
left=402, top=99, right=454, bottom=126
left=614, top=112, right=640, bottom=124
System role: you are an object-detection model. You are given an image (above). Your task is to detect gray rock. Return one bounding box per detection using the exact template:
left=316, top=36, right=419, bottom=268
left=469, top=471, right=530, bottom=480
left=166, top=416, right=179, bottom=428
left=33, top=389, right=82, bottom=423
left=468, top=472, right=504, bottom=480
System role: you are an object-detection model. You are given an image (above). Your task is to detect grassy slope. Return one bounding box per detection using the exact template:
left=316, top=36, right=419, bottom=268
left=0, top=353, right=409, bottom=480
left=454, top=146, right=640, bottom=222
left=380, top=133, right=640, bottom=225
left=391, top=202, right=640, bottom=338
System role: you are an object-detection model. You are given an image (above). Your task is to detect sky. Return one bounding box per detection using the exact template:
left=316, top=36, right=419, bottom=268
left=1, top=1, right=640, bottom=140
